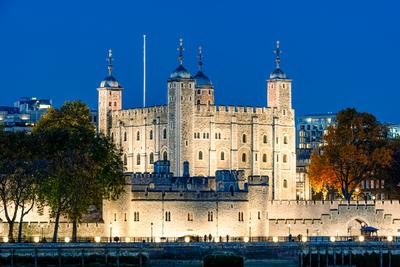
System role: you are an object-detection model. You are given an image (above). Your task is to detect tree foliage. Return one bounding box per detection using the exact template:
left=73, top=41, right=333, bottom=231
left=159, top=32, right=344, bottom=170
left=33, top=101, right=124, bottom=241
left=0, top=131, right=44, bottom=241
left=308, top=108, right=394, bottom=200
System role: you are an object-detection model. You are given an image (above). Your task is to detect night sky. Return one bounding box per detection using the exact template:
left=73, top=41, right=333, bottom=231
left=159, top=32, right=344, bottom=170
left=0, top=0, right=399, bottom=123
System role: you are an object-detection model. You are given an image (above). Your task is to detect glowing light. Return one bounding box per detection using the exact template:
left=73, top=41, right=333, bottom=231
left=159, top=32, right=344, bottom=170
left=125, top=237, right=131, bottom=242
left=184, top=236, right=190, bottom=243
left=34, top=236, right=40, bottom=243
left=387, top=236, right=393, bottom=242
left=272, top=236, right=279, bottom=243
left=243, top=237, right=249, bottom=243
left=301, top=236, right=307, bottom=242
left=64, top=237, right=70, bottom=243
left=155, top=237, right=161, bottom=243
left=214, top=236, right=220, bottom=243
left=330, top=236, right=336, bottom=242
left=3, top=237, right=9, bottom=243
left=95, top=236, right=101, bottom=243
left=358, top=236, right=365, bottom=242
left=355, top=188, right=360, bottom=193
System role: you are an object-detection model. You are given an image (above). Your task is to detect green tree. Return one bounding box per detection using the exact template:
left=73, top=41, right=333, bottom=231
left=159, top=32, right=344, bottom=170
left=34, top=101, right=124, bottom=242
left=0, top=131, right=43, bottom=242
left=309, top=108, right=393, bottom=200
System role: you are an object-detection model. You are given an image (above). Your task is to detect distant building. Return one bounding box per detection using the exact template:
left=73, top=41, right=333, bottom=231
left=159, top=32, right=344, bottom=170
left=0, top=97, right=52, bottom=132
left=296, top=113, right=336, bottom=150
left=387, top=124, right=400, bottom=139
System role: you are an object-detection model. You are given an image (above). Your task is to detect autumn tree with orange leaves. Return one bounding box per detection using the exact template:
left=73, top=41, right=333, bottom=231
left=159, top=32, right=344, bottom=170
left=308, top=108, right=394, bottom=200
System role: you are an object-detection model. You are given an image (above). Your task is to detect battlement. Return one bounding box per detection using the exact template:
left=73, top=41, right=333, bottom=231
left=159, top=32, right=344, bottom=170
left=194, top=104, right=274, bottom=115
left=112, top=105, right=168, bottom=120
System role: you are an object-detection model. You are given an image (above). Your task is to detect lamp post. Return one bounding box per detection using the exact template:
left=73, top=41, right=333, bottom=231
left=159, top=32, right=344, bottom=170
left=151, top=222, right=153, bottom=242
left=109, top=223, right=113, bottom=243
left=40, top=225, right=44, bottom=242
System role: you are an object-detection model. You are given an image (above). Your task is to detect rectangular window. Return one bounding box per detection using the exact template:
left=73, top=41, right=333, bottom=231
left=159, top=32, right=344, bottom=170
left=133, top=212, right=140, bottom=221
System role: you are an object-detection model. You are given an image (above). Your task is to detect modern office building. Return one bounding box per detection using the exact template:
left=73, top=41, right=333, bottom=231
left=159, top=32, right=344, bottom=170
left=0, top=97, right=52, bottom=132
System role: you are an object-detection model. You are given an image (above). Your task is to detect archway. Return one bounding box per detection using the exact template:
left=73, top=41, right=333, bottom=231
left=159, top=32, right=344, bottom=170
left=346, top=217, right=370, bottom=237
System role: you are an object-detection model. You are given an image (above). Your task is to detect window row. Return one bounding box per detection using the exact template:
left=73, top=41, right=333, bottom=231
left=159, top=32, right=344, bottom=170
left=113, top=210, right=264, bottom=222
left=194, top=132, right=210, bottom=139
left=123, top=152, right=168, bottom=166
left=123, top=129, right=168, bottom=142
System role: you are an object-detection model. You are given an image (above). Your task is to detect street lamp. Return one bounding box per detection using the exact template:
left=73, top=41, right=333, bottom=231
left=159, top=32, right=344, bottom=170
left=151, top=222, right=153, bottom=242
left=40, top=225, right=44, bottom=242
left=109, top=223, right=113, bottom=243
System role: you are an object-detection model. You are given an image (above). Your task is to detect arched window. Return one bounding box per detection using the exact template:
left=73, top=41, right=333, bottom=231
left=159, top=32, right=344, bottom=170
left=283, top=179, right=288, bottom=188
left=263, top=154, right=267, bottom=163
left=284, top=136, right=288, bottom=144
left=136, top=131, right=140, bottom=141
left=198, top=151, right=203, bottom=160
left=208, top=211, right=213, bottom=222
left=220, top=151, right=225, bottom=161
left=136, top=154, right=141, bottom=165
left=197, top=100, right=201, bottom=105
left=263, top=135, right=267, bottom=144
left=242, top=153, right=246, bottom=162
left=283, top=154, right=287, bottom=163
left=242, top=134, right=247, bottom=143
left=163, top=151, right=168, bottom=161
left=149, top=130, right=153, bottom=140
left=123, top=154, right=127, bottom=166
left=163, top=128, right=167, bottom=139
left=149, top=153, right=154, bottom=164
left=124, top=132, right=127, bottom=142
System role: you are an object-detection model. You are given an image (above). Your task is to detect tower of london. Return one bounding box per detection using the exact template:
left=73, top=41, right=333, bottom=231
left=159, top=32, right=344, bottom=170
left=98, top=39, right=296, bottom=201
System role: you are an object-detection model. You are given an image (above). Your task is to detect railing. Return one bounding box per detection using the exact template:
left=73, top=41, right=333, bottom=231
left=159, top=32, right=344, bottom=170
left=6, top=235, right=399, bottom=244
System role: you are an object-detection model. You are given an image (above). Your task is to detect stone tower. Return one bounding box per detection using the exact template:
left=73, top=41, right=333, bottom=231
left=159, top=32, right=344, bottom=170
left=97, top=49, right=123, bottom=136
left=267, top=41, right=296, bottom=200
left=193, top=47, right=214, bottom=106
left=167, top=38, right=195, bottom=176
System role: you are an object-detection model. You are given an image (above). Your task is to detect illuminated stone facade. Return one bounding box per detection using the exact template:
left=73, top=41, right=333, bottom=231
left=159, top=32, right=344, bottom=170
left=98, top=40, right=296, bottom=201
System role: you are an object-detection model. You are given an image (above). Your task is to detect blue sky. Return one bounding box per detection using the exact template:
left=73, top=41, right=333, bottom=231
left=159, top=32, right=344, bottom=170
left=0, top=0, right=399, bottom=122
